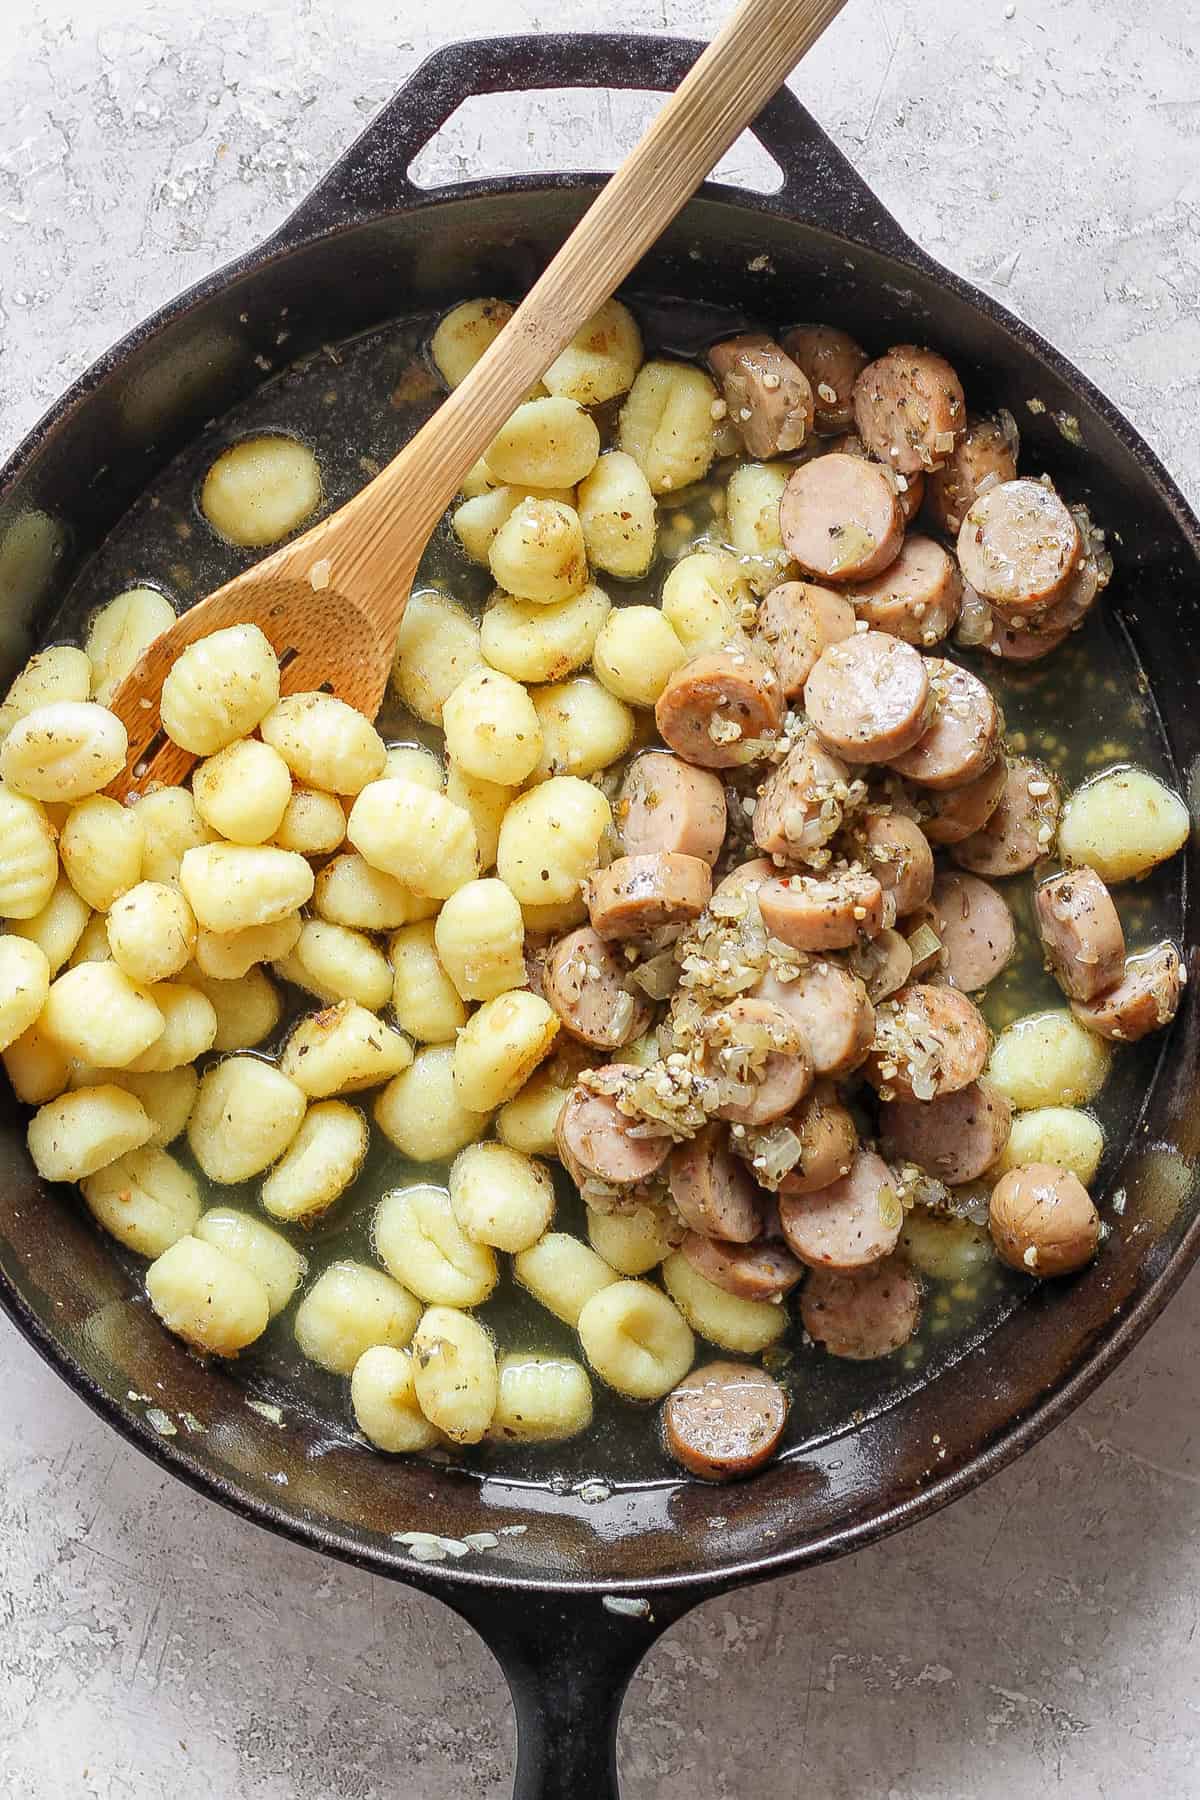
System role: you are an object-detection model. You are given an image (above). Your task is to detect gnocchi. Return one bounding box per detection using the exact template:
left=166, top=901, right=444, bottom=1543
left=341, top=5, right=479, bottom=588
left=179, top=842, right=313, bottom=933
left=200, top=434, right=321, bottom=548
left=273, top=786, right=347, bottom=857
left=195, top=1207, right=305, bottom=1315
left=260, top=1099, right=368, bottom=1223
left=481, top=584, right=610, bottom=685
left=374, top=1044, right=492, bottom=1163
left=187, top=1056, right=306, bottom=1182
left=660, top=550, right=754, bottom=652
left=40, top=962, right=164, bottom=1068
left=618, top=360, right=718, bottom=493
left=496, top=776, right=611, bottom=906
left=576, top=451, right=657, bottom=579
left=86, top=587, right=175, bottom=705
left=542, top=299, right=643, bottom=406
left=587, top=1202, right=678, bottom=1276
left=434, top=878, right=526, bottom=1002
left=260, top=691, right=387, bottom=796
left=441, top=666, right=543, bottom=786
left=80, top=1146, right=200, bottom=1258
left=351, top=1345, right=441, bottom=1453
left=388, top=919, right=469, bottom=1043
left=0, top=701, right=127, bottom=803
left=0, top=787, right=59, bottom=919
left=453, top=990, right=559, bottom=1111
left=0, top=936, right=50, bottom=1053
left=661, top=1249, right=787, bottom=1353
left=993, top=1106, right=1105, bottom=1185
left=489, top=498, right=589, bottom=605
left=453, top=485, right=574, bottom=568
left=449, top=1142, right=555, bottom=1253
left=124, top=980, right=216, bottom=1073
left=280, top=1000, right=412, bottom=1098
left=411, top=1306, right=498, bottom=1445
left=192, top=738, right=292, bottom=843
left=375, top=1183, right=498, bottom=1307
left=294, top=1261, right=420, bottom=1374
left=390, top=589, right=483, bottom=725
left=486, top=396, right=601, bottom=489
left=577, top=1279, right=695, bottom=1400
left=488, top=1353, right=593, bottom=1443
left=60, top=796, right=144, bottom=911
left=187, top=964, right=281, bottom=1052
left=313, top=850, right=436, bottom=931
left=159, top=623, right=280, bottom=756
left=106, top=881, right=196, bottom=984
left=146, top=1235, right=270, bottom=1355
left=196, top=914, right=301, bottom=981
left=431, top=298, right=515, bottom=390
left=531, top=676, right=635, bottom=781
left=1058, top=767, right=1190, bottom=884
left=133, top=785, right=214, bottom=885
left=513, top=1231, right=618, bottom=1327
left=592, top=605, right=686, bottom=707
left=0, top=645, right=92, bottom=743
left=988, top=1009, right=1113, bottom=1112
left=346, top=778, right=479, bottom=899
left=28, top=1084, right=152, bottom=1182
left=282, top=919, right=393, bottom=1012
left=442, top=763, right=514, bottom=873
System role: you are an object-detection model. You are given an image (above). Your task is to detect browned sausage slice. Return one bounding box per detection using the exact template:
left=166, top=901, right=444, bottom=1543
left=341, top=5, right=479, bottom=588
left=844, top=534, right=963, bottom=648
left=775, top=1080, right=859, bottom=1195
left=957, top=478, right=1081, bottom=615
left=779, top=1149, right=902, bottom=1270
left=757, top=867, right=885, bottom=951
left=1070, top=941, right=1184, bottom=1042
left=852, top=345, right=966, bottom=475
left=556, top=1070, right=672, bottom=1190
left=951, top=757, right=1060, bottom=877
left=849, top=926, right=914, bottom=1002
left=680, top=1230, right=804, bottom=1301
left=779, top=454, right=905, bottom=583
left=881, top=1078, right=1012, bottom=1185
left=655, top=651, right=784, bottom=770
left=888, top=660, right=1001, bottom=790
left=867, top=983, right=989, bottom=1100
left=755, top=964, right=875, bottom=1077
left=855, top=810, right=935, bottom=916
left=543, top=927, right=655, bottom=1050
left=799, top=1256, right=921, bottom=1359
left=825, top=432, right=925, bottom=521
left=701, top=995, right=814, bottom=1126
left=985, top=552, right=1105, bottom=661
left=804, top=633, right=933, bottom=764
left=752, top=733, right=852, bottom=862
left=586, top=852, right=712, bottom=941
left=1034, top=867, right=1126, bottom=1002
left=712, top=857, right=776, bottom=904
left=757, top=580, right=856, bottom=697
left=921, top=756, right=1008, bottom=845
left=618, top=751, right=727, bottom=866
left=988, top=1163, right=1100, bottom=1276
left=662, top=1360, right=788, bottom=1481
left=668, top=1124, right=762, bottom=1242
left=929, top=871, right=1016, bottom=991
left=708, top=332, right=814, bottom=458
left=925, top=413, right=1020, bottom=537
left=781, top=324, right=868, bottom=432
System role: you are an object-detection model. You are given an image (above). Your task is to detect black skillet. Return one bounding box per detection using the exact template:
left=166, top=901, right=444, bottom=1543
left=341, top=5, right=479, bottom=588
left=2, top=33, right=1199, bottom=1800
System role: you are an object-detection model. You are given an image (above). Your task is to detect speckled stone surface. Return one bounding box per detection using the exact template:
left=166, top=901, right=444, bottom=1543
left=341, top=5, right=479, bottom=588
left=3, top=2, right=1200, bottom=1795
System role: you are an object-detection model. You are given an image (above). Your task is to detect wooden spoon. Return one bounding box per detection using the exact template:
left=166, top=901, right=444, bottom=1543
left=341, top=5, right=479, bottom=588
left=107, top=0, right=849, bottom=795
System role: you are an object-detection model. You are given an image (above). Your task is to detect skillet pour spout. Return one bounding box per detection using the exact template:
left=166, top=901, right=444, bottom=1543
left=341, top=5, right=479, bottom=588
left=2, top=32, right=1199, bottom=1800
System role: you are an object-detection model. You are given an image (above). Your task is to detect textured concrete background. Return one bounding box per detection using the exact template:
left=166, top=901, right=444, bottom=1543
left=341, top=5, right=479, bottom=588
left=3, top=0, right=1200, bottom=1794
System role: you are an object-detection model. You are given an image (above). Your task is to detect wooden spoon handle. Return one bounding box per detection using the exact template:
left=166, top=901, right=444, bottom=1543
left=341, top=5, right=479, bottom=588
left=327, top=0, right=849, bottom=631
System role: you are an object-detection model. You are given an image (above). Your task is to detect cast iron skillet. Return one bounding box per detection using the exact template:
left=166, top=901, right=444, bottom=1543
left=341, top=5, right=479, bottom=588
left=2, top=32, right=1199, bottom=1799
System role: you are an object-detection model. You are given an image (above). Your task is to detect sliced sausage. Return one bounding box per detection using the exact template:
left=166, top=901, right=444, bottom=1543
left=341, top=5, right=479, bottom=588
left=701, top=995, right=814, bottom=1126
left=1070, top=940, right=1184, bottom=1042
left=779, top=1149, right=902, bottom=1270
left=776, top=1080, right=859, bottom=1195
left=586, top=852, right=712, bottom=941
left=712, top=857, right=776, bottom=904
left=957, top=478, right=1082, bottom=615
left=619, top=751, right=727, bottom=866
left=844, top=534, right=963, bottom=648
left=779, top=454, right=905, bottom=583
left=951, top=756, right=1060, bottom=877
left=888, top=660, right=1001, bottom=791
left=556, top=1072, right=672, bottom=1189
left=757, top=580, right=856, bottom=698
left=984, top=615, right=1070, bottom=664
left=988, top=1162, right=1100, bottom=1277
left=668, top=1123, right=762, bottom=1242
left=1034, top=867, right=1126, bottom=1002
left=655, top=651, right=784, bottom=770
left=781, top=324, right=868, bottom=433
left=852, top=345, right=966, bottom=475
left=543, top=926, right=654, bottom=1050
left=848, top=926, right=914, bottom=1002
left=755, top=963, right=875, bottom=1077
left=925, top=413, right=1020, bottom=537
left=854, top=810, right=935, bottom=916
left=757, top=866, right=885, bottom=951
left=680, top=1230, right=804, bottom=1301
left=752, top=732, right=852, bottom=862
left=921, top=756, right=1008, bottom=845
left=800, top=1256, right=921, bottom=1359
left=804, top=632, right=933, bottom=765
left=867, top=983, right=989, bottom=1100
left=929, top=871, right=1016, bottom=991
left=823, top=432, right=925, bottom=521
left=881, top=1078, right=1011, bottom=1185
left=985, top=552, right=1104, bottom=661
left=708, top=332, right=814, bottom=458
left=663, top=1360, right=788, bottom=1481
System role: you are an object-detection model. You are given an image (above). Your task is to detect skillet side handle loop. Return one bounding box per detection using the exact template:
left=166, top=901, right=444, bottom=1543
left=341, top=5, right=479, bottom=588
left=441, top=1583, right=696, bottom=1799
left=268, top=30, right=918, bottom=260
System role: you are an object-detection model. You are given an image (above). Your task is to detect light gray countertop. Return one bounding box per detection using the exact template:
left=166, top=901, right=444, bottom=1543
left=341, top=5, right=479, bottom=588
left=2, top=1, right=1200, bottom=1794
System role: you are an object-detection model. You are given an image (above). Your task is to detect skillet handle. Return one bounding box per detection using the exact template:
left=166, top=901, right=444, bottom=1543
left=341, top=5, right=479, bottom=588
left=438, top=1581, right=699, bottom=1798
left=272, top=31, right=919, bottom=259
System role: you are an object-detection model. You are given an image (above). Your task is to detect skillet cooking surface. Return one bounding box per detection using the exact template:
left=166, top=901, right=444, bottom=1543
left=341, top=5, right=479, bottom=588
left=2, top=37, right=1199, bottom=1607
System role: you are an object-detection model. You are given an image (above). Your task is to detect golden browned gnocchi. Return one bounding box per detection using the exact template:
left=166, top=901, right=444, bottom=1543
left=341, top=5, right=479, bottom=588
left=133, top=785, right=214, bottom=885
left=449, top=1141, right=555, bottom=1253
left=282, top=919, right=393, bottom=1012
left=200, top=434, right=321, bottom=548
left=40, top=961, right=164, bottom=1068
left=441, top=666, right=543, bottom=786
left=179, top=842, right=313, bottom=933
left=480, top=584, right=610, bottom=685
left=496, top=775, right=611, bottom=906
left=490, top=498, right=589, bottom=605
left=0, top=645, right=92, bottom=743
left=260, top=1099, right=368, bottom=1223
left=531, top=676, right=635, bottom=780
left=592, top=604, right=686, bottom=707
left=197, top=915, right=301, bottom=981
left=431, top=297, right=516, bottom=389
left=146, top=1234, right=270, bottom=1355
left=313, top=850, right=436, bottom=931
left=192, top=738, right=292, bottom=843
left=453, top=989, right=559, bottom=1111
left=273, top=786, right=347, bottom=857
left=159, top=622, right=280, bottom=755
left=486, top=396, right=601, bottom=489
left=187, top=1055, right=306, bottom=1182
left=576, top=451, right=657, bottom=579
left=280, top=1000, right=412, bottom=1098
left=346, top=778, right=479, bottom=899
left=260, top=691, right=387, bottom=796
left=0, top=701, right=127, bottom=803
left=6, top=874, right=91, bottom=975
left=542, top=299, right=643, bottom=406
